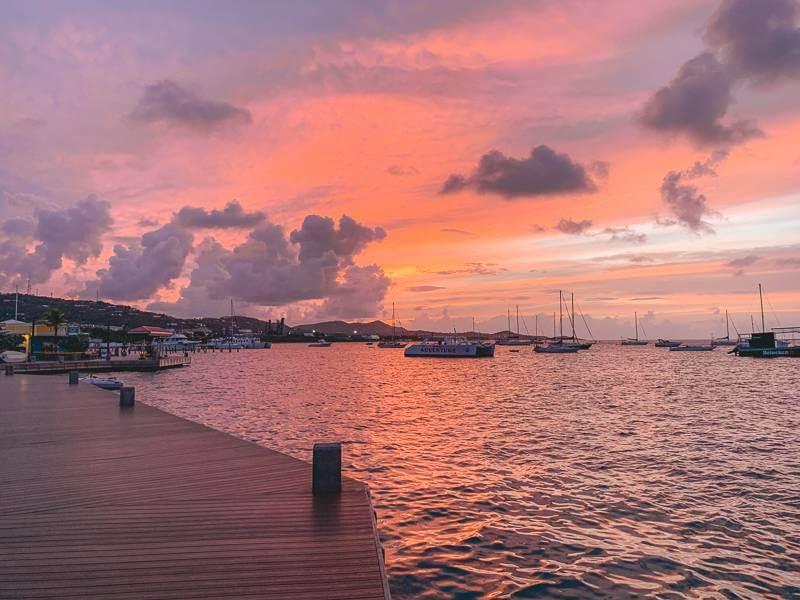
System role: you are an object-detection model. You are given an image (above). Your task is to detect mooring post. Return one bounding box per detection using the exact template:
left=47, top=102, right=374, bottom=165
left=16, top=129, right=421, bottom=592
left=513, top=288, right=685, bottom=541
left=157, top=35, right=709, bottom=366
left=120, top=386, right=135, bottom=407
left=4, top=364, right=13, bottom=376
left=68, top=370, right=79, bottom=385
left=313, top=442, right=342, bottom=495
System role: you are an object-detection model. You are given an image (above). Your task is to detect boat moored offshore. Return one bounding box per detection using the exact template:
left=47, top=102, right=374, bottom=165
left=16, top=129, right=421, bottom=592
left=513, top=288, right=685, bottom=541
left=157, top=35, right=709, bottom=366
left=404, top=337, right=495, bottom=358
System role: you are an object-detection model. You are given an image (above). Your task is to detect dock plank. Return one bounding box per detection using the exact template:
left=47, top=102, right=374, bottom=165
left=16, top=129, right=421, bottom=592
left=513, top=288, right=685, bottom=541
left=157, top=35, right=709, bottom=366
left=0, top=375, right=390, bottom=600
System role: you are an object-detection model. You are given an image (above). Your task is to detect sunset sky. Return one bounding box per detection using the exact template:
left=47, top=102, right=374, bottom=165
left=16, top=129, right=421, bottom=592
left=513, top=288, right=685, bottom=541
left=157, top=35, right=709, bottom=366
left=1, top=0, right=799, bottom=337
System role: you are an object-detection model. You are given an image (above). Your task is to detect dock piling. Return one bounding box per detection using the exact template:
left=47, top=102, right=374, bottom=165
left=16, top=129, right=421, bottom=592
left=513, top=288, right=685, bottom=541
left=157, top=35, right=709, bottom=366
left=313, top=442, right=342, bottom=495
left=68, top=370, right=79, bottom=385
left=4, top=364, right=13, bottom=376
left=120, top=386, right=135, bottom=407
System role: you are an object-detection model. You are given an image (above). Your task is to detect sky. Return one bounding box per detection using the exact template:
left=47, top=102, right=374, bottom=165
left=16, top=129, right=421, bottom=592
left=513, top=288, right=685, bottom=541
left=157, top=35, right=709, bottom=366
left=1, top=0, right=799, bottom=338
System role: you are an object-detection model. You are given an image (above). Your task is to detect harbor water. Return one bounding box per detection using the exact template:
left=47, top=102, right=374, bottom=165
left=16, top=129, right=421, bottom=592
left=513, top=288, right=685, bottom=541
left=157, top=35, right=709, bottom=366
left=114, top=343, right=800, bottom=599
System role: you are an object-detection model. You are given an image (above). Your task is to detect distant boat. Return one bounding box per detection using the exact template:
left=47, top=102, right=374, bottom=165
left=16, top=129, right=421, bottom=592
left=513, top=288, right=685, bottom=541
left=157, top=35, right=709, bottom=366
left=308, top=339, right=332, bottom=347
left=655, top=339, right=682, bottom=348
left=621, top=312, right=648, bottom=345
left=496, top=306, right=533, bottom=346
left=378, top=303, right=406, bottom=348
left=712, top=310, right=737, bottom=346
left=534, top=343, right=579, bottom=353
left=669, top=344, right=715, bottom=352
left=80, top=375, right=124, bottom=390
left=0, top=350, right=27, bottom=363
left=734, top=284, right=800, bottom=358
left=405, top=337, right=495, bottom=358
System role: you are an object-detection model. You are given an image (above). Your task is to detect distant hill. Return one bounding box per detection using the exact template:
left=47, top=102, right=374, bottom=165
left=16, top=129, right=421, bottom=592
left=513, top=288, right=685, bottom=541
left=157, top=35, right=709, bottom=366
left=0, top=293, right=524, bottom=339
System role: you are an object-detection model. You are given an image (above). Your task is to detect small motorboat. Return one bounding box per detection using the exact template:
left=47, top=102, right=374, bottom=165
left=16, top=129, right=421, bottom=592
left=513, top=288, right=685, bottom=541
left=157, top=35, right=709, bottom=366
left=377, top=340, right=406, bottom=348
left=308, top=339, right=332, bottom=347
left=669, top=345, right=715, bottom=352
left=80, top=375, right=124, bottom=390
left=655, top=339, right=682, bottom=348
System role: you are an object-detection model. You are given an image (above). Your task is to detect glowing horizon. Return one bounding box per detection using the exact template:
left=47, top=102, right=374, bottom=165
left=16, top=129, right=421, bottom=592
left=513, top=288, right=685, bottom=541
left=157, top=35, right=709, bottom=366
left=1, top=0, right=799, bottom=336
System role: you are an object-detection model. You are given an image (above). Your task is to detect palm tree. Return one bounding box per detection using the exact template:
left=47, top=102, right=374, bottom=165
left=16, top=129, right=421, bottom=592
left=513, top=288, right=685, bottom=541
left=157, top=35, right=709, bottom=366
left=44, top=308, right=66, bottom=356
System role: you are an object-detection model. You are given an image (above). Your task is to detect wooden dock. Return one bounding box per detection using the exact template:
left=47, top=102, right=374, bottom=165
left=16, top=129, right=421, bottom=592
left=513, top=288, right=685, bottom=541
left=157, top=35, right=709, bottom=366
left=10, top=355, right=191, bottom=374
left=0, top=375, right=390, bottom=599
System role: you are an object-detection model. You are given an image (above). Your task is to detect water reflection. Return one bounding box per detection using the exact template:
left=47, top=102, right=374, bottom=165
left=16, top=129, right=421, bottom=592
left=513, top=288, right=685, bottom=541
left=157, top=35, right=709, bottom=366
left=116, top=344, right=800, bottom=599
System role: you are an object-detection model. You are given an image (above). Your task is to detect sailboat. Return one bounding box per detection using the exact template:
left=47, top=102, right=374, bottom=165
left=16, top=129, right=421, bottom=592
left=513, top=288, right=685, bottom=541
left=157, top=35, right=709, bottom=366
left=535, top=291, right=579, bottom=353
left=496, top=306, right=533, bottom=346
left=712, top=310, right=737, bottom=346
left=378, top=303, right=406, bottom=348
left=621, top=312, right=648, bottom=345
left=561, top=292, right=593, bottom=350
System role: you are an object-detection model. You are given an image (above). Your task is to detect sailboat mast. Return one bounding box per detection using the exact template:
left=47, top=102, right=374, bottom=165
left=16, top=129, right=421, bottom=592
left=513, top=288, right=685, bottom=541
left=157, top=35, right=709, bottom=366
left=14, top=283, right=19, bottom=320
left=758, top=283, right=765, bottom=332
left=571, top=292, right=576, bottom=342
left=559, top=291, right=563, bottom=340
left=635, top=311, right=639, bottom=341
left=392, top=302, right=396, bottom=339
left=535, top=314, right=538, bottom=338
left=516, top=305, right=520, bottom=336
left=726, top=310, right=730, bottom=339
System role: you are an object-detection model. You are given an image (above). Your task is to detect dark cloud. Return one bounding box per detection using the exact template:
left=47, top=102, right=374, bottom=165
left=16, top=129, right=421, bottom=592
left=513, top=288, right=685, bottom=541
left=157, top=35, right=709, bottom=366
left=530, top=224, right=546, bottom=233
left=775, top=256, right=800, bottom=268
left=555, top=218, right=593, bottom=235
left=138, top=217, right=160, bottom=228
left=129, top=80, right=252, bottom=130
left=706, top=0, right=800, bottom=85
left=0, top=195, right=112, bottom=286
left=175, top=200, right=265, bottom=229
left=408, top=285, right=446, bottom=292
left=726, top=254, right=760, bottom=275
left=289, top=214, right=386, bottom=264
left=433, top=262, right=506, bottom=276
left=156, top=214, right=389, bottom=317
left=639, top=52, right=762, bottom=146
left=315, top=265, right=390, bottom=319
left=387, top=165, right=419, bottom=176
left=685, top=148, right=730, bottom=178
left=440, top=145, right=600, bottom=198
left=93, top=222, right=194, bottom=301
left=601, top=226, right=647, bottom=244
left=660, top=171, right=718, bottom=234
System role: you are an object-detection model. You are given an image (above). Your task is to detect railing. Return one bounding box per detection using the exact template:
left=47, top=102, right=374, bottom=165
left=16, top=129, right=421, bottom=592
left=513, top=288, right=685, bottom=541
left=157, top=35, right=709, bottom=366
left=11, top=356, right=190, bottom=374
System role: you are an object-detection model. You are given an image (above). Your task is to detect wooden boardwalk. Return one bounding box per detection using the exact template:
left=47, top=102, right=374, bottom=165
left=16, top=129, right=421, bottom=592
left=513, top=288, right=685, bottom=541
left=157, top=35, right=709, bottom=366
left=0, top=375, right=390, bottom=599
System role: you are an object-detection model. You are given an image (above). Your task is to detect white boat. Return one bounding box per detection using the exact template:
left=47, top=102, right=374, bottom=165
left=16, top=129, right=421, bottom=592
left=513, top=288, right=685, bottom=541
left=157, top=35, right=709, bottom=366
left=669, top=344, right=715, bottom=352
left=80, top=375, right=124, bottom=390
left=534, top=343, right=579, bottom=353
left=0, top=350, right=27, bottom=363
left=378, top=303, right=407, bottom=348
left=308, top=339, right=332, bottom=347
left=404, top=337, right=495, bottom=358
left=655, top=339, right=682, bottom=348
left=621, top=312, right=648, bottom=345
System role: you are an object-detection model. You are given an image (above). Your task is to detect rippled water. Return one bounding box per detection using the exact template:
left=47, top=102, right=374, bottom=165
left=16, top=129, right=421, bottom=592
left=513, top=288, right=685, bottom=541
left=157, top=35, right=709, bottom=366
left=114, top=344, right=800, bottom=599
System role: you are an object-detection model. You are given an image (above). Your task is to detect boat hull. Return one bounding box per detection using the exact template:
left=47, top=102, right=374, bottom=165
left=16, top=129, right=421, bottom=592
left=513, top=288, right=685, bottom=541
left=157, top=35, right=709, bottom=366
left=669, top=345, right=715, bottom=352
left=496, top=340, right=533, bottom=346
left=404, top=343, right=495, bottom=358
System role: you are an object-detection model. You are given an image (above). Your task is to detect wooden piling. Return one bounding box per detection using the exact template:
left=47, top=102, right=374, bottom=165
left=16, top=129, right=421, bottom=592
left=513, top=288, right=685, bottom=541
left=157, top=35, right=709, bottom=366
left=313, top=442, right=342, bottom=495
left=119, top=386, right=135, bottom=407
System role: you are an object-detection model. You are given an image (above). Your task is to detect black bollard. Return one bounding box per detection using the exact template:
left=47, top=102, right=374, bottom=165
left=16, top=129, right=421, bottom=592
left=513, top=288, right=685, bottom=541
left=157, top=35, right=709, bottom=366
left=312, top=442, right=342, bottom=496
left=120, top=386, right=135, bottom=407
left=68, top=370, right=79, bottom=385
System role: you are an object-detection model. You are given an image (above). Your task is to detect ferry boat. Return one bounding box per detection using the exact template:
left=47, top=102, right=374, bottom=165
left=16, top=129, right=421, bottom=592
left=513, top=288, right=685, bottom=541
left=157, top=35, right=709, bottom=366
left=733, top=285, right=800, bottom=357
left=655, top=339, right=682, bottom=348
left=404, top=337, right=495, bottom=358
left=621, top=312, right=648, bottom=345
